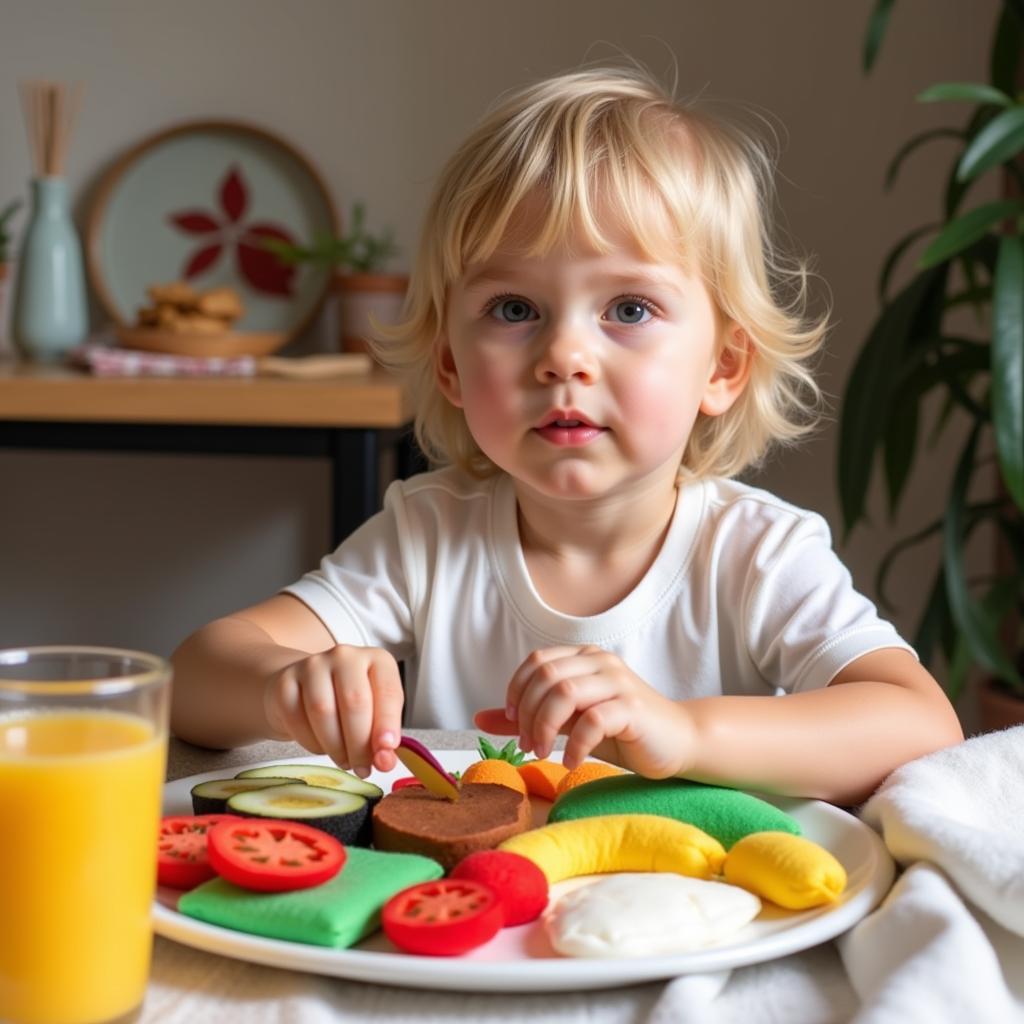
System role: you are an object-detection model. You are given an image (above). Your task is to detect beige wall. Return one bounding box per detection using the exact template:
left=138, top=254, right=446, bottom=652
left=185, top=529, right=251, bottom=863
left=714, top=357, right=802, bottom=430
left=0, top=0, right=998, bottom=724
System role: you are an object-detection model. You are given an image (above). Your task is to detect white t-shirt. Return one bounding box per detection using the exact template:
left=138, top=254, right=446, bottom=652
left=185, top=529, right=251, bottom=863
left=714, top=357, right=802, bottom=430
left=284, top=466, right=914, bottom=728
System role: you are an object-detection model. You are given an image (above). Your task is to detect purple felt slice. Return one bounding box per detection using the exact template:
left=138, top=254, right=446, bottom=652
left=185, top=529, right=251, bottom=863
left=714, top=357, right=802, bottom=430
left=395, top=735, right=460, bottom=800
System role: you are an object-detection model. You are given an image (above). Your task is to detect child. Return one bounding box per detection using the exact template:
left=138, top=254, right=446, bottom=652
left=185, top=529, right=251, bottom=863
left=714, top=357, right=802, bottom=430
left=171, top=65, right=962, bottom=807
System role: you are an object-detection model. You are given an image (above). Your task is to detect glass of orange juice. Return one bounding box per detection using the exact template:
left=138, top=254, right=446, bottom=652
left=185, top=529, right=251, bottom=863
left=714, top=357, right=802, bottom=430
left=0, top=646, right=170, bottom=1024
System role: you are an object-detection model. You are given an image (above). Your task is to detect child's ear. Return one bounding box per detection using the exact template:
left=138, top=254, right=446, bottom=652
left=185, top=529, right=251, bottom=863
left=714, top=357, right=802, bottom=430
left=700, top=323, right=753, bottom=417
left=435, top=337, right=464, bottom=408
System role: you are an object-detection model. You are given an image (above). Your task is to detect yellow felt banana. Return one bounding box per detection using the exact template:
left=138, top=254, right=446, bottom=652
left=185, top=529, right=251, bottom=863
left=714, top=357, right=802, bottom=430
left=498, top=813, right=726, bottom=883
left=723, top=831, right=847, bottom=909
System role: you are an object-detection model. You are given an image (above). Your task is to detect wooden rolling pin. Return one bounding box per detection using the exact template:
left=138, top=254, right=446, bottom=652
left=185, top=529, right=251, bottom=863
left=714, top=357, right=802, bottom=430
left=254, top=353, right=373, bottom=378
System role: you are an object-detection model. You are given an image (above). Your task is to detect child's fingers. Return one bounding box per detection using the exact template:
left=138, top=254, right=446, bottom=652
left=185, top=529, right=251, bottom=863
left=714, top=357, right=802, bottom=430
left=562, top=699, right=631, bottom=770
left=271, top=671, right=327, bottom=756
left=515, top=650, right=608, bottom=752
left=506, top=646, right=588, bottom=721
left=368, top=651, right=404, bottom=772
left=298, top=667, right=348, bottom=765
left=333, top=662, right=376, bottom=776
left=526, top=674, right=620, bottom=759
left=473, top=707, right=517, bottom=734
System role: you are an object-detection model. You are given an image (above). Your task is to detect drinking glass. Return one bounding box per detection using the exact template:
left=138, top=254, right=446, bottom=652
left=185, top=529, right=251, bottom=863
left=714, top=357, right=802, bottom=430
left=0, top=647, right=170, bottom=1024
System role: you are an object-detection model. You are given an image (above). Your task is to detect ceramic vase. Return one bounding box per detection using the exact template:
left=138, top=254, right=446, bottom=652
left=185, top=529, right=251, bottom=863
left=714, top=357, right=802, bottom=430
left=12, top=177, right=88, bottom=361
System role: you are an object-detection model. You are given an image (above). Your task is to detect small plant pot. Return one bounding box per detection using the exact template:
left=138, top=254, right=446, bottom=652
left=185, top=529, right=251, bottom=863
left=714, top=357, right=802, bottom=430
left=0, top=262, right=10, bottom=356
left=334, top=272, right=408, bottom=356
left=977, top=677, right=1024, bottom=733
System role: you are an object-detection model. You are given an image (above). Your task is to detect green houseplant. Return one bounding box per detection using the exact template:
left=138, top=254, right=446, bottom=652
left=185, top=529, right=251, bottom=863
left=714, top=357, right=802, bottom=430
left=0, top=199, right=23, bottom=354
left=839, top=1, right=1024, bottom=724
left=0, top=199, right=21, bottom=266
left=267, top=201, right=405, bottom=355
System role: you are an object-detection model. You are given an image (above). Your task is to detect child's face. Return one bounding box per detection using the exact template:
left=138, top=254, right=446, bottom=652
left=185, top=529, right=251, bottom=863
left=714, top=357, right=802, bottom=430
left=437, top=215, right=746, bottom=502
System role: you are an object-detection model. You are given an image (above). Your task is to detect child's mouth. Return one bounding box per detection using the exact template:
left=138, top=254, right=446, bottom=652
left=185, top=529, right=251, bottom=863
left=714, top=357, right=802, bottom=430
left=534, top=419, right=606, bottom=447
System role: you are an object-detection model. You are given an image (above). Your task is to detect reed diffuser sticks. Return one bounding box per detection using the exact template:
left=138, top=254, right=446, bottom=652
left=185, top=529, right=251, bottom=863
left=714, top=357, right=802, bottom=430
left=18, top=80, right=82, bottom=178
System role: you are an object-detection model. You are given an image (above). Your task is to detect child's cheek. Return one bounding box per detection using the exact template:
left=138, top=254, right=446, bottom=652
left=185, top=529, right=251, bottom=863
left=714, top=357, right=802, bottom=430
left=617, top=361, right=703, bottom=450
left=459, top=363, right=524, bottom=450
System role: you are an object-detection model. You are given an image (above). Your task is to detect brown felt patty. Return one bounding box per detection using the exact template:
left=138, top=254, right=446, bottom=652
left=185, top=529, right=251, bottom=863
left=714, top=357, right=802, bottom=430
left=372, top=782, right=531, bottom=871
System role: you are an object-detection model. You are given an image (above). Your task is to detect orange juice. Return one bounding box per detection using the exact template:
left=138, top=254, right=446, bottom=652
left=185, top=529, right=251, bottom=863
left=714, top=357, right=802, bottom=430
left=0, top=710, right=167, bottom=1024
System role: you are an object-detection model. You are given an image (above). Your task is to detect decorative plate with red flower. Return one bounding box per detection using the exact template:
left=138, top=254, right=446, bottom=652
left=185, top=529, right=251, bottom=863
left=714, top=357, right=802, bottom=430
left=87, top=120, right=338, bottom=342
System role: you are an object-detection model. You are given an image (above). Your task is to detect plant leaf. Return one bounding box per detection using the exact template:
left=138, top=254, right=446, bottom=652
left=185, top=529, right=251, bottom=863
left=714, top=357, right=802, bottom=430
left=863, top=0, right=897, bottom=72
left=945, top=626, right=972, bottom=703
left=883, top=384, right=919, bottom=518
left=920, top=199, right=1024, bottom=267
left=913, top=566, right=949, bottom=669
left=884, top=130, right=962, bottom=192
left=943, top=424, right=1023, bottom=687
left=876, top=514, right=944, bottom=611
left=878, top=223, right=941, bottom=301
left=956, top=107, right=1024, bottom=183
left=991, top=4, right=1024, bottom=95
left=838, top=269, right=944, bottom=534
left=917, top=82, right=1013, bottom=107
left=991, top=235, right=1024, bottom=512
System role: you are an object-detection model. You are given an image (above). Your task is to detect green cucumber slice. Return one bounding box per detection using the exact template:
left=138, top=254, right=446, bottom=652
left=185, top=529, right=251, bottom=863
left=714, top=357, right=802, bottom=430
left=226, top=783, right=371, bottom=846
left=190, top=776, right=297, bottom=816
left=236, top=763, right=382, bottom=803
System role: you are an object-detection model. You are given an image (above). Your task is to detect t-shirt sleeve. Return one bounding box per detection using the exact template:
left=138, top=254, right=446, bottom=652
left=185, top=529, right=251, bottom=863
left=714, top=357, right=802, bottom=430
left=281, top=482, right=415, bottom=660
left=742, top=509, right=916, bottom=693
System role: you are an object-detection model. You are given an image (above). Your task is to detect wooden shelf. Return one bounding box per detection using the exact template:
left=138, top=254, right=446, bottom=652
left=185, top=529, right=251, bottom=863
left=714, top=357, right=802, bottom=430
left=0, top=360, right=412, bottom=429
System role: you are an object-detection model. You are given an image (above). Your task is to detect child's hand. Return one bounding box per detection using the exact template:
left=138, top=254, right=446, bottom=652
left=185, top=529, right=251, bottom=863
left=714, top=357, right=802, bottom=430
left=262, top=645, right=403, bottom=777
left=474, top=645, right=694, bottom=779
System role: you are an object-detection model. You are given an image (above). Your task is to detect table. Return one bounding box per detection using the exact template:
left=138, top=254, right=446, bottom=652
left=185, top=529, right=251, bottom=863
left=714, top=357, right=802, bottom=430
left=0, top=360, right=418, bottom=545
left=150, top=732, right=862, bottom=1024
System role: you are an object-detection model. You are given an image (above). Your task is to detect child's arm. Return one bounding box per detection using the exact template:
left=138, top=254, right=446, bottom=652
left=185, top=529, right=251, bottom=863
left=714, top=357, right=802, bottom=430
left=170, top=594, right=403, bottom=774
left=476, top=646, right=963, bottom=806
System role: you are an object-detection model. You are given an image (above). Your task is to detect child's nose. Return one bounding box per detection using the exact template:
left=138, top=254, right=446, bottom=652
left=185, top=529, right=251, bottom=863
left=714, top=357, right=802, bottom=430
left=533, top=321, right=600, bottom=384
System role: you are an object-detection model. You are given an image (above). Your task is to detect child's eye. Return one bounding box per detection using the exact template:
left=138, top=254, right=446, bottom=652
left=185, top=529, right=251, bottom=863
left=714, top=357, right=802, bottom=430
left=606, top=297, right=657, bottom=325
left=485, top=294, right=537, bottom=323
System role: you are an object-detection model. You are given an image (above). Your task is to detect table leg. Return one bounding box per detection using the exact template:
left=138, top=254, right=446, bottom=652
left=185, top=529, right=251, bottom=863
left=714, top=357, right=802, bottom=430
left=329, top=429, right=379, bottom=549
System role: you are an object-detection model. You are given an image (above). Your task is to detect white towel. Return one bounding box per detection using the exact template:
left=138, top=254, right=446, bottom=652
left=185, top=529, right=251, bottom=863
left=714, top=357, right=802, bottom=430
left=840, top=725, right=1024, bottom=1023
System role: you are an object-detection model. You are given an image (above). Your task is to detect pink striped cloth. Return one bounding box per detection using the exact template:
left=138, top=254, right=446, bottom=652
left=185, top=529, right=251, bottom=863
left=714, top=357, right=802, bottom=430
left=71, top=343, right=257, bottom=377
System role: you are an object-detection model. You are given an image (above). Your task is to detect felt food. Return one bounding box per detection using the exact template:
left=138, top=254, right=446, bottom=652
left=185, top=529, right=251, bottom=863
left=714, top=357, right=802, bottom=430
left=157, top=814, right=242, bottom=890
left=722, top=831, right=847, bottom=909
left=225, top=783, right=372, bottom=846
left=543, top=873, right=762, bottom=957
left=517, top=759, right=569, bottom=800
left=236, top=763, right=383, bottom=805
left=179, top=846, right=443, bottom=948
left=233, top=763, right=383, bottom=845
left=460, top=736, right=529, bottom=794
left=450, top=850, right=549, bottom=926
left=206, top=819, right=346, bottom=893
left=382, top=879, right=504, bottom=956
left=549, top=775, right=802, bottom=849
left=372, top=782, right=532, bottom=872
left=461, top=758, right=528, bottom=794
left=498, top=814, right=726, bottom=884
left=190, top=776, right=297, bottom=815
left=555, top=761, right=626, bottom=795
left=395, top=735, right=460, bottom=800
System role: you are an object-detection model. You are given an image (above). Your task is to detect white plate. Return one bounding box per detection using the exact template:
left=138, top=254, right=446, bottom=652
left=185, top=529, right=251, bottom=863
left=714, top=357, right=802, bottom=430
left=154, top=752, right=894, bottom=993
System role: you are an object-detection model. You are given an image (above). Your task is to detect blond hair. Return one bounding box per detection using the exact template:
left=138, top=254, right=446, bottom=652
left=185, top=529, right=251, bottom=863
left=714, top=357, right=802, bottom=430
left=373, top=64, right=827, bottom=480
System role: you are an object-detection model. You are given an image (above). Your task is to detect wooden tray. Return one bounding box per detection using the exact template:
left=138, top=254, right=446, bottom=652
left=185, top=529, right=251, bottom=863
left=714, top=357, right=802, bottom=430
left=115, top=326, right=286, bottom=358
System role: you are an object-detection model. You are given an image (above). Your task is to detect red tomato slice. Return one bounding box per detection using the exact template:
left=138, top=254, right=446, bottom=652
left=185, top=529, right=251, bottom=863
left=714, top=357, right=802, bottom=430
left=157, top=814, right=242, bottom=890
left=382, top=879, right=504, bottom=956
left=392, top=776, right=425, bottom=791
left=206, top=819, right=346, bottom=892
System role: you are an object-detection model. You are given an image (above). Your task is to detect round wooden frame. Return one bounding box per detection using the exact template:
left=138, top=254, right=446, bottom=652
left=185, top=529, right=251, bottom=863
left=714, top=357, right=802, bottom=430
left=86, top=119, right=340, bottom=342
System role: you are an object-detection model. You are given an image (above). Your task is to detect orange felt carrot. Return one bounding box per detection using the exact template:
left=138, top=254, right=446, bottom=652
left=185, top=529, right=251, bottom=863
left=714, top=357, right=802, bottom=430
left=517, top=759, right=569, bottom=801
left=555, top=761, right=626, bottom=796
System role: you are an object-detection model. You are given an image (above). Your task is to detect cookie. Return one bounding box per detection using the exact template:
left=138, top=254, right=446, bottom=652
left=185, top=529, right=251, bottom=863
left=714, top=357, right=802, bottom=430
left=196, top=287, right=243, bottom=321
